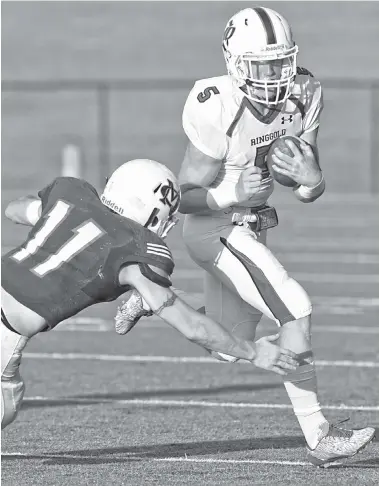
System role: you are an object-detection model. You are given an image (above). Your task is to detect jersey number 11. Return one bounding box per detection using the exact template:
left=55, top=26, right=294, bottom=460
left=11, top=200, right=104, bottom=277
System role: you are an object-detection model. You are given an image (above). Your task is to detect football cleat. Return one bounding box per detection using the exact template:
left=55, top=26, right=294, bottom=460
left=114, top=289, right=153, bottom=335
left=307, top=420, right=376, bottom=467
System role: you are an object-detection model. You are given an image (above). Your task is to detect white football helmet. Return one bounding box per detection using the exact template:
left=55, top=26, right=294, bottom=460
left=222, top=7, right=298, bottom=105
left=101, top=159, right=181, bottom=238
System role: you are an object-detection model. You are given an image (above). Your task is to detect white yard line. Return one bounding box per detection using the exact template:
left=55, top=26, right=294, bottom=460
left=0, top=452, right=315, bottom=467
left=153, top=457, right=320, bottom=467
left=21, top=396, right=379, bottom=412
left=56, top=316, right=379, bottom=334
left=55, top=323, right=379, bottom=334
left=23, top=353, right=379, bottom=368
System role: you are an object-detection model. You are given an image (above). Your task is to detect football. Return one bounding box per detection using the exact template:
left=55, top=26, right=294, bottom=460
left=266, top=135, right=302, bottom=187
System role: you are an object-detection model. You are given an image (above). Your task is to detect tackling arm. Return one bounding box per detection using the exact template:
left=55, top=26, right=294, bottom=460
left=5, top=196, right=42, bottom=226
left=118, top=263, right=257, bottom=361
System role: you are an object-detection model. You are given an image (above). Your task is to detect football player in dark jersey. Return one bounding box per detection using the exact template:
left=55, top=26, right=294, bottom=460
left=1, top=159, right=299, bottom=429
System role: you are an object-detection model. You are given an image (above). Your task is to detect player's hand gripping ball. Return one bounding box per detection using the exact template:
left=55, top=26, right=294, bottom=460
left=266, top=136, right=302, bottom=187
left=266, top=135, right=322, bottom=188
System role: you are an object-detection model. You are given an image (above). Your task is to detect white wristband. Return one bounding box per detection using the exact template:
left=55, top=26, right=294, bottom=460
left=206, top=184, right=238, bottom=210
left=293, top=174, right=325, bottom=203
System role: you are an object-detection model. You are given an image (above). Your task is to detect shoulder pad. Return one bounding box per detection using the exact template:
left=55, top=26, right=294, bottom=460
left=183, top=76, right=234, bottom=160
left=58, top=177, right=98, bottom=196
left=37, top=177, right=62, bottom=210
left=195, top=83, right=221, bottom=104
left=38, top=177, right=99, bottom=211
left=38, top=177, right=98, bottom=199
left=74, top=178, right=99, bottom=197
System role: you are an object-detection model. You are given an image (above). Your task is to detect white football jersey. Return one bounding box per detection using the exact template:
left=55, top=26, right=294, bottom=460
left=182, top=69, right=323, bottom=208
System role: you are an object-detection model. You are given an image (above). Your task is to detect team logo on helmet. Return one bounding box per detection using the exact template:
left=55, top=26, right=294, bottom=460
left=153, top=179, right=181, bottom=216
left=223, top=24, right=236, bottom=48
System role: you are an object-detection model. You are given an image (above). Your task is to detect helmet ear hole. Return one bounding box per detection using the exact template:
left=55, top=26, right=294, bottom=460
left=150, top=216, right=159, bottom=228
left=144, top=208, right=160, bottom=229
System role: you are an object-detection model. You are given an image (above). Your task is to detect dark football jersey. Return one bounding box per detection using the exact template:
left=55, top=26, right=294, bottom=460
left=2, top=177, right=175, bottom=329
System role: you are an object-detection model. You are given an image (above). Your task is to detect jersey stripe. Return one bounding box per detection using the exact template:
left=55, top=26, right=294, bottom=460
left=146, top=243, right=172, bottom=260
left=221, top=238, right=295, bottom=325
left=147, top=243, right=172, bottom=255
left=254, top=7, right=277, bottom=45
left=146, top=249, right=172, bottom=259
left=147, top=243, right=171, bottom=251
left=227, top=97, right=282, bottom=138
left=288, top=96, right=306, bottom=119
left=146, top=249, right=173, bottom=260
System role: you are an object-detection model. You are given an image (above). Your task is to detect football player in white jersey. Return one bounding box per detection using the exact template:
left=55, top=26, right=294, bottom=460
left=176, top=6, right=375, bottom=467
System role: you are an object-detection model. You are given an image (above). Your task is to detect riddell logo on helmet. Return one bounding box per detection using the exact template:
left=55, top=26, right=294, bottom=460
left=101, top=195, right=124, bottom=215
left=261, top=44, right=285, bottom=52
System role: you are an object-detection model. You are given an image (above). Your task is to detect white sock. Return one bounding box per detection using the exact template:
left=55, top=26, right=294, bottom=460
left=283, top=353, right=328, bottom=449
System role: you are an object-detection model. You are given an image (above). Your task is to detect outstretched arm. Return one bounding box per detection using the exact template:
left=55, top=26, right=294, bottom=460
left=118, top=264, right=299, bottom=374
left=119, top=263, right=256, bottom=361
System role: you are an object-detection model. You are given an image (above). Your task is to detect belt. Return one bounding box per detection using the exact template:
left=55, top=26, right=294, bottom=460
left=232, top=205, right=279, bottom=232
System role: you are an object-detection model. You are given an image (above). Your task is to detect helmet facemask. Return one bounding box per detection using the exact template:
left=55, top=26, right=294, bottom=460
left=145, top=207, right=180, bottom=239
left=224, top=45, right=298, bottom=105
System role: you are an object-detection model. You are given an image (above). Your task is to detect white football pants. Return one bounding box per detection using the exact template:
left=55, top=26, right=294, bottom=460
left=183, top=208, right=312, bottom=342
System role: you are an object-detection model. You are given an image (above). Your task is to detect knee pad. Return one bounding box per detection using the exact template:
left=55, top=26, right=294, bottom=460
left=1, top=374, right=25, bottom=429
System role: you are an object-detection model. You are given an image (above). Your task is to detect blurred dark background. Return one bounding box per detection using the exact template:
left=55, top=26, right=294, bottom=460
left=2, top=1, right=379, bottom=251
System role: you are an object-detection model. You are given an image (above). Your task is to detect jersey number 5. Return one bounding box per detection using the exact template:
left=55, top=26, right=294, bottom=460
left=254, top=144, right=271, bottom=178
left=197, top=86, right=220, bottom=103
left=11, top=200, right=104, bottom=277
